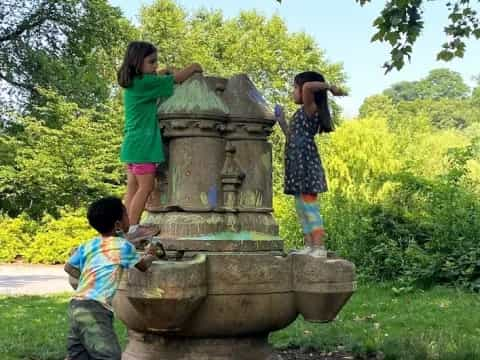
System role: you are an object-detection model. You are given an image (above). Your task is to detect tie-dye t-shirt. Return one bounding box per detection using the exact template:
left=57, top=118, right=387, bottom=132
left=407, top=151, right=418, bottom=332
left=68, top=236, right=140, bottom=310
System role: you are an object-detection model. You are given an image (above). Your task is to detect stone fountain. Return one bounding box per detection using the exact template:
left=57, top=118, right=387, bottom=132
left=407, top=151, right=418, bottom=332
left=112, top=74, right=356, bottom=360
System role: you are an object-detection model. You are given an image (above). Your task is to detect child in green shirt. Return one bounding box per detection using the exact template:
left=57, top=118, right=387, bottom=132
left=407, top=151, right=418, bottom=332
left=117, top=41, right=202, bottom=242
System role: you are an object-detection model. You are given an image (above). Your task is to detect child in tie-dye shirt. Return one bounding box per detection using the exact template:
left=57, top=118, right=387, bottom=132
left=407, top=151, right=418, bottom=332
left=64, top=197, right=159, bottom=360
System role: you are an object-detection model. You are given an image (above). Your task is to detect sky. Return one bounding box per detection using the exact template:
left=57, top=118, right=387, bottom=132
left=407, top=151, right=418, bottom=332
left=109, top=0, right=480, bottom=117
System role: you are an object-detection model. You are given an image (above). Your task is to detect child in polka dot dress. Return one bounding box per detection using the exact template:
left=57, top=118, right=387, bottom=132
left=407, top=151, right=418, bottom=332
left=275, top=71, right=346, bottom=257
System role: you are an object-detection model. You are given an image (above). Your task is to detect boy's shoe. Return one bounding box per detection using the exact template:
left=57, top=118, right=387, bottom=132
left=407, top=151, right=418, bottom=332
left=309, top=246, right=327, bottom=258
left=126, top=224, right=161, bottom=246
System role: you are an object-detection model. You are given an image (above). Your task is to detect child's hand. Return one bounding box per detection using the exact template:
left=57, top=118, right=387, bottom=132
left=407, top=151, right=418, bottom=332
left=329, top=85, right=348, bottom=96
left=274, top=104, right=284, bottom=119
left=174, top=63, right=203, bottom=83
left=145, top=243, right=159, bottom=258
left=191, top=63, right=203, bottom=74
left=146, top=239, right=166, bottom=258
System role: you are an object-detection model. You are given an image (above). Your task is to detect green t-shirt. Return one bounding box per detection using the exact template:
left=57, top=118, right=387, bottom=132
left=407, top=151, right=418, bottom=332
left=120, top=74, right=174, bottom=164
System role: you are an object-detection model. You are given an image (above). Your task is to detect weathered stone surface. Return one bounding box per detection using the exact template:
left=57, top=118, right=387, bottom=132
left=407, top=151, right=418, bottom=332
left=147, top=74, right=277, bottom=236
left=177, top=253, right=296, bottom=336
left=167, top=137, right=225, bottom=211
left=206, top=253, right=291, bottom=294
left=179, top=293, right=296, bottom=336
left=115, top=255, right=207, bottom=332
left=292, top=254, right=356, bottom=322
left=114, top=73, right=357, bottom=359
left=223, top=74, right=275, bottom=124
left=150, top=238, right=284, bottom=252
left=233, top=140, right=273, bottom=211
left=123, top=331, right=276, bottom=360
left=143, top=212, right=279, bottom=239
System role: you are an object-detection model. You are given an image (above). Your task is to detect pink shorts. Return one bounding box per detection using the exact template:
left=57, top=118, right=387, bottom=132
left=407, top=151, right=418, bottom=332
left=127, top=163, right=157, bottom=175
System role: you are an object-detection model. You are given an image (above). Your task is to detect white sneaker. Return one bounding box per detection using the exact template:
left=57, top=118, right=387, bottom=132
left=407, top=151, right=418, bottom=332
left=309, top=246, right=327, bottom=258
left=293, top=246, right=312, bottom=255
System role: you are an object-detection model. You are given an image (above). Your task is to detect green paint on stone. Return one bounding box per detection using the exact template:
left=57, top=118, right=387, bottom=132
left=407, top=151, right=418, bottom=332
left=180, top=231, right=280, bottom=241
left=160, top=192, right=168, bottom=205
left=158, top=77, right=229, bottom=115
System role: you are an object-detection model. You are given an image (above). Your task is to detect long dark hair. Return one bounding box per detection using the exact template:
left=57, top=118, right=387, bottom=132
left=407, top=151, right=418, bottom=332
left=117, top=41, right=157, bottom=88
left=294, top=71, right=333, bottom=133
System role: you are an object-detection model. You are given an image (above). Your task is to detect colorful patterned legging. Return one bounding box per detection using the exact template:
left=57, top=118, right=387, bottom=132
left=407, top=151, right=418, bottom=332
left=294, top=194, right=325, bottom=241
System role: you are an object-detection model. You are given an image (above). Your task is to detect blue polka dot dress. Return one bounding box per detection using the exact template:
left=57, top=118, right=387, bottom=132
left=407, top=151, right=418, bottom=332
left=284, top=107, right=328, bottom=195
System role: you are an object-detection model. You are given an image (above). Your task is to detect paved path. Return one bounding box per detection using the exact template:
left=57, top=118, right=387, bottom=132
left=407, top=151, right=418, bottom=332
left=0, top=264, right=72, bottom=295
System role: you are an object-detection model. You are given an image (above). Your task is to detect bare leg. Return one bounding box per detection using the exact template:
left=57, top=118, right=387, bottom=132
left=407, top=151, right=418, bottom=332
left=128, top=173, right=155, bottom=225
left=124, top=171, right=138, bottom=214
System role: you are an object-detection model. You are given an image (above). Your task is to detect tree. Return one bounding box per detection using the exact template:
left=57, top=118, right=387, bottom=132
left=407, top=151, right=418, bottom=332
left=0, top=0, right=134, bottom=112
left=383, top=68, right=470, bottom=102
left=383, top=81, right=421, bottom=103
left=277, top=0, right=480, bottom=72
left=394, top=98, right=480, bottom=129
left=472, top=75, right=480, bottom=106
left=359, top=69, right=479, bottom=129
left=0, top=90, right=125, bottom=218
left=359, top=0, right=480, bottom=72
left=415, top=68, right=470, bottom=100
left=139, top=0, right=346, bottom=104
left=358, top=94, right=397, bottom=119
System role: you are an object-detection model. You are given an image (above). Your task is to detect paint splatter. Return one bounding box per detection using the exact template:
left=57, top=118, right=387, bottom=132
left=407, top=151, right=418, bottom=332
left=207, top=185, right=218, bottom=207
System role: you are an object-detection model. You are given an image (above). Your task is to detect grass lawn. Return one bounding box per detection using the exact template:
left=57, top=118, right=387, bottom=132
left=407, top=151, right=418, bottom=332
left=1, top=284, right=479, bottom=360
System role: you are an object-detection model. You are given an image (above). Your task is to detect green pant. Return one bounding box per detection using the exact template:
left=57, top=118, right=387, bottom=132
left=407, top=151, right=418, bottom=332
left=67, top=299, right=121, bottom=360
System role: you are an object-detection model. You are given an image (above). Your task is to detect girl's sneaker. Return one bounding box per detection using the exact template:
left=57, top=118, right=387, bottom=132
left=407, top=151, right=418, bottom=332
left=293, top=246, right=312, bottom=255
left=126, top=224, right=161, bottom=246
left=309, top=246, right=327, bottom=258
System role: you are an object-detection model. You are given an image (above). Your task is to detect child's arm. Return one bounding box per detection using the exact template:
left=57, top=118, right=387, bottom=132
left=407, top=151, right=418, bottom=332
left=274, top=104, right=289, bottom=138
left=134, top=243, right=160, bottom=272
left=64, top=246, right=82, bottom=289
left=64, top=263, right=80, bottom=290
left=303, top=82, right=347, bottom=117
left=172, top=63, right=203, bottom=83
left=157, top=68, right=171, bottom=75
left=64, top=263, right=80, bottom=279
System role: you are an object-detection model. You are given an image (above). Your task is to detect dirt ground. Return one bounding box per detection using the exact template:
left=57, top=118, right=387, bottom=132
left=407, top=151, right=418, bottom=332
left=276, top=348, right=383, bottom=360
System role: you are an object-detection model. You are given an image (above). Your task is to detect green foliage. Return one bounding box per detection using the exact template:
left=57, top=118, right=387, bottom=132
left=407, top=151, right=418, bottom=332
left=23, top=209, right=96, bottom=264
left=383, top=69, right=470, bottom=103
left=273, top=194, right=303, bottom=250
left=361, top=69, right=480, bottom=130
left=0, top=209, right=94, bottom=264
left=0, top=0, right=136, bottom=112
left=0, top=214, right=37, bottom=262
left=354, top=0, right=480, bottom=72
left=0, top=90, right=125, bottom=219
left=390, top=98, right=480, bottom=129
left=358, top=94, right=396, bottom=119
left=274, top=114, right=480, bottom=289
left=139, top=0, right=347, bottom=109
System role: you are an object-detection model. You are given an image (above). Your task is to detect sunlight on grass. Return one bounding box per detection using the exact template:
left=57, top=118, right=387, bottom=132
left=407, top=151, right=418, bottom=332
left=1, top=285, right=479, bottom=359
